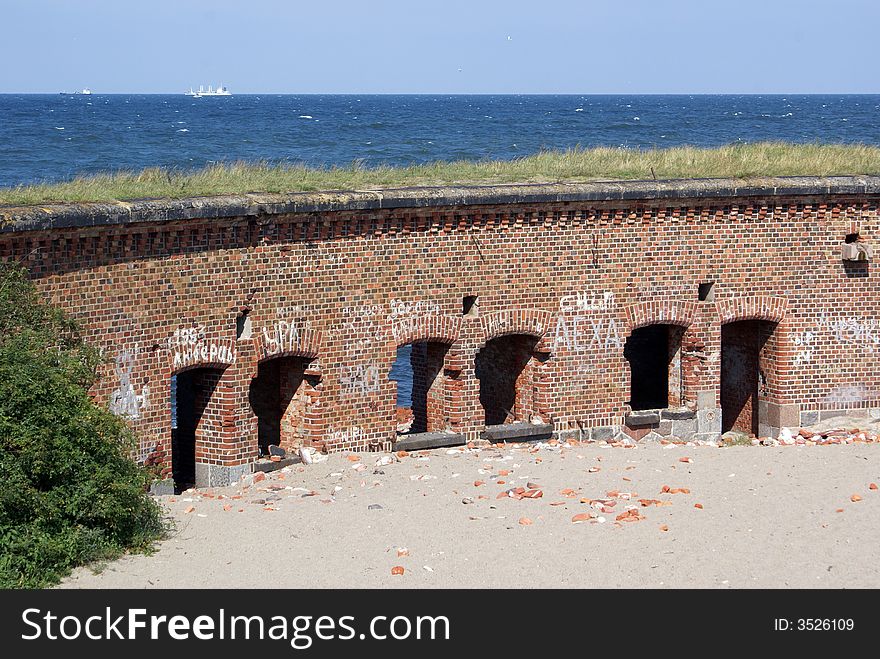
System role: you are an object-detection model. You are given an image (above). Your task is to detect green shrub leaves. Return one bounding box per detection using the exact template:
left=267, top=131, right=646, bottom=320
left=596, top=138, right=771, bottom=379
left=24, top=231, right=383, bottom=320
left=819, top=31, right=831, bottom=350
left=0, top=263, right=164, bottom=588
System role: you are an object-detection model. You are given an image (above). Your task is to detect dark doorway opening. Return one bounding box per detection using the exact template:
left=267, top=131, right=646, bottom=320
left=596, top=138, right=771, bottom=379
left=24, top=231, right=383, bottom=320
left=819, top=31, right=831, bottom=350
left=625, top=324, right=683, bottom=410
left=249, top=356, right=314, bottom=456
left=476, top=334, right=539, bottom=426
left=171, top=367, right=222, bottom=493
left=389, top=341, right=450, bottom=435
left=721, top=320, right=774, bottom=435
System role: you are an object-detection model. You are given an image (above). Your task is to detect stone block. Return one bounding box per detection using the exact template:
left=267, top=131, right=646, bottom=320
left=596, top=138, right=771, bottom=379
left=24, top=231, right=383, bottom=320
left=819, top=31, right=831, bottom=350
left=661, top=408, right=696, bottom=420
left=149, top=479, right=175, bottom=496
left=697, top=408, right=721, bottom=434
left=799, top=410, right=819, bottom=427
left=621, top=425, right=653, bottom=441
left=625, top=411, right=661, bottom=426
left=697, top=390, right=715, bottom=410
left=195, top=463, right=252, bottom=488
left=556, top=429, right=579, bottom=443
left=590, top=426, right=618, bottom=442
left=481, top=423, right=553, bottom=443
left=394, top=431, right=466, bottom=451
left=672, top=417, right=697, bottom=439
left=765, top=402, right=800, bottom=429
left=841, top=242, right=872, bottom=261
left=818, top=409, right=849, bottom=423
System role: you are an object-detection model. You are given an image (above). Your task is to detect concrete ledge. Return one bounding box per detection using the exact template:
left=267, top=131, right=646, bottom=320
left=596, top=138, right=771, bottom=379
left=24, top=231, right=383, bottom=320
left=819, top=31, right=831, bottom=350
left=481, top=422, right=554, bottom=443
left=661, top=408, right=697, bottom=420
left=393, top=431, right=466, bottom=452
left=4, top=176, right=880, bottom=233
left=252, top=457, right=297, bottom=473
left=625, top=411, right=661, bottom=426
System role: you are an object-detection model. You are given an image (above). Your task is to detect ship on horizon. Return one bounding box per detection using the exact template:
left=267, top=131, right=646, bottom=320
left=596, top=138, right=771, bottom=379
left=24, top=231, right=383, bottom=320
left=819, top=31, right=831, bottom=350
left=185, top=84, right=231, bottom=97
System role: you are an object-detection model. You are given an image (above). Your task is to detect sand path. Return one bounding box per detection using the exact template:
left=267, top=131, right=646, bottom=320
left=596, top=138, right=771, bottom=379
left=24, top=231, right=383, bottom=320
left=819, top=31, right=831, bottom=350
left=60, top=441, right=880, bottom=589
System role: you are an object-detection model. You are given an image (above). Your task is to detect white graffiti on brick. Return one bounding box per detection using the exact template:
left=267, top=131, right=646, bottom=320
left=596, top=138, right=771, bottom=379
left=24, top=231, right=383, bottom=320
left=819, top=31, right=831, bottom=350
left=389, top=298, right=443, bottom=343
left=166, top=325, right=206, bottom=348
left=167, top=325, right=236, bottom=370
left=389, top=298, right=441, bottom=320
left=327, top=426, right=365, bottom=444
left=554, top=315, right=623, bottom=352
left=559, top=291, right=615, bottom=312
left=818, top=314, right=879, bottom=352
left=822, top=384, right=880, bottom=404
left=276, top=305, right=308, bottom=318
left=792, top=331, right=816, bottom=366
left=484, top=312, right=547, bottom=339
left=340, top=363, right=381, bottom=395
left=334, top=305, right=386, bottom=355
left=109, top=346, right=150, bottom=419
left=341, top=304, right=382, bottom=319
left=260, top=318, right=314, bottom=357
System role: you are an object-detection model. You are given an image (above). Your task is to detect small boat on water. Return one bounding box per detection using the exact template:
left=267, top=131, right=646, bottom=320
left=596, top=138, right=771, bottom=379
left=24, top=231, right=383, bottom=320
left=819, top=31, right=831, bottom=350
left=59, top=88, right=93, bottom=95
left=185, top=84, right=231, bottom=98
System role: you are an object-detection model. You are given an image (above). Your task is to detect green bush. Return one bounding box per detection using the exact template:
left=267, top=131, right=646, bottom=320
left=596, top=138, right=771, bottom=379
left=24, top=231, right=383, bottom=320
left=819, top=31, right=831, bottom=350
left=0, top=262, right=164, bottom=588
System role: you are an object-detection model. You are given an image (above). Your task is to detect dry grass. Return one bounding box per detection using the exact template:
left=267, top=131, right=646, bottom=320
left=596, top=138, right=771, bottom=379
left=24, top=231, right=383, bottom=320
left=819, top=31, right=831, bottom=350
left=3, top=142, right=880, bottom=206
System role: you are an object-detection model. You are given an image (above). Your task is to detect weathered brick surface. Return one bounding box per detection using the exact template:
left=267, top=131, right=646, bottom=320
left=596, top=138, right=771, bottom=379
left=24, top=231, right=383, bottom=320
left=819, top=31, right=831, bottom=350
left=1, top=178, right=878, bottom=485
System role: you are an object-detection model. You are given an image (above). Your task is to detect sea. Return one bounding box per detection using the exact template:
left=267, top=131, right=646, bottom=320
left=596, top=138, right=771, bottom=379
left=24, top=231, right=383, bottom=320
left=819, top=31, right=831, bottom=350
left=1, top=94, right=880, bottom=188
left=2, top=93, right=879, bottom=406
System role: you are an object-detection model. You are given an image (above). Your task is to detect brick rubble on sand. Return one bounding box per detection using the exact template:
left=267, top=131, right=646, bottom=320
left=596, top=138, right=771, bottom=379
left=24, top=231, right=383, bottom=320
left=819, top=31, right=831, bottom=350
left=756, top=426, right=880, bottom=447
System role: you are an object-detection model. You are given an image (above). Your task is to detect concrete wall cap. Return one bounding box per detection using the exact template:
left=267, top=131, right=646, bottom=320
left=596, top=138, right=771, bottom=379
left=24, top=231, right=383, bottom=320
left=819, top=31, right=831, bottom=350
left=2, top=175, right=879, bottom=234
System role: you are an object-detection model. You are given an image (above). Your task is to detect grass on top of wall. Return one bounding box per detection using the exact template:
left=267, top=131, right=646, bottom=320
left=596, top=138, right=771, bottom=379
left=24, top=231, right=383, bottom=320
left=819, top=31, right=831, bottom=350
left=3, top=142, right=880, bottom=207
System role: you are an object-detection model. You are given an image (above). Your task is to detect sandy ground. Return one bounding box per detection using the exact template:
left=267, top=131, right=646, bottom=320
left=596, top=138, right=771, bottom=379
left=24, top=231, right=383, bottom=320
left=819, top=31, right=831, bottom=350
left=59, top=440, right=880, bottom=589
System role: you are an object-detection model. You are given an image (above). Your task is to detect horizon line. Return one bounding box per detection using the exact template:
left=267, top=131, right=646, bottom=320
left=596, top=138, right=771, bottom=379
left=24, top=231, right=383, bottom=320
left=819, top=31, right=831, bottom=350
left=2, top=91, right=880, bottom=96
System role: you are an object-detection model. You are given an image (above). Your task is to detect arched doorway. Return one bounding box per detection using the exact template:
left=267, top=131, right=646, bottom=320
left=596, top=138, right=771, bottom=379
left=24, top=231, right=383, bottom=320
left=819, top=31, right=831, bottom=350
left=171, top=367, right=224, bottom=493
left=476, top=334, right=542, bottom=426
left=249, top=356, right=320, bottom=456
left=721, top=319, right=777, bottom=435
left=388, top=340, right=453, bottom=437
left=624, top=323, right=684, bottom=411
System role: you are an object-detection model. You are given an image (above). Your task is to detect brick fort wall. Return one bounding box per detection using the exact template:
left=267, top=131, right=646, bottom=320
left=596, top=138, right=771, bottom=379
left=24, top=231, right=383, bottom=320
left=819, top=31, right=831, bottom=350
left=1, top=177, right=877, bottom=488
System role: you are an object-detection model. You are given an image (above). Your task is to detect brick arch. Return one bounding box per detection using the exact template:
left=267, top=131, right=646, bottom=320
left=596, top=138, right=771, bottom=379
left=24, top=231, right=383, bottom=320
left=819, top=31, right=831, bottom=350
left=479, top=309, right=555, bottom=348
left=715, top=296, right=788, bottom=324
left=253, top=323, right=323, bottom=362
left=168, top=339, right=238, bottom=375
left=390, top=314, right=461, bottom=348
left=625, top=300, right=697, bottom=331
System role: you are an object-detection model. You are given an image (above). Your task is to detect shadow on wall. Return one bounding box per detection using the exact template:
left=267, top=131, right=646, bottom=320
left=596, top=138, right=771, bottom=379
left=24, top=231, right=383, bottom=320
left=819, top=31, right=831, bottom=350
left=843, top=261, right=869, bottom=278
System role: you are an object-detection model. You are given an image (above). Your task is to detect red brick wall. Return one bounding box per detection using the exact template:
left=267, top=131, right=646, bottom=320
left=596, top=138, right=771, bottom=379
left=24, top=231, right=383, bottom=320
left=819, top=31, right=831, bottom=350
left=2, top=188, right=879, bottom=482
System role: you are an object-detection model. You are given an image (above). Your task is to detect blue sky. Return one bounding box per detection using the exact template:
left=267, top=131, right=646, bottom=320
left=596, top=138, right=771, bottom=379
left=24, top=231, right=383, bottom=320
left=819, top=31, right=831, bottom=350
left=1, top=0, right=877, bottom=93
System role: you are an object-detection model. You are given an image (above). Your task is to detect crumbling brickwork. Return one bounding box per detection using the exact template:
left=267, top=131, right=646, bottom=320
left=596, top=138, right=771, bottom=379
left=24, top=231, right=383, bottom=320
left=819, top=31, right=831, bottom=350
left=1, top=178, right=878, bottom=487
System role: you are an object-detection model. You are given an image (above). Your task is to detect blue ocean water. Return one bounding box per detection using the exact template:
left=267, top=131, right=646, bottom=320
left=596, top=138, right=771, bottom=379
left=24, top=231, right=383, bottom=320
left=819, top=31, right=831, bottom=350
left=389, top=345, right=413, bottom=408
left=1, top=94, right=880, bottom=188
